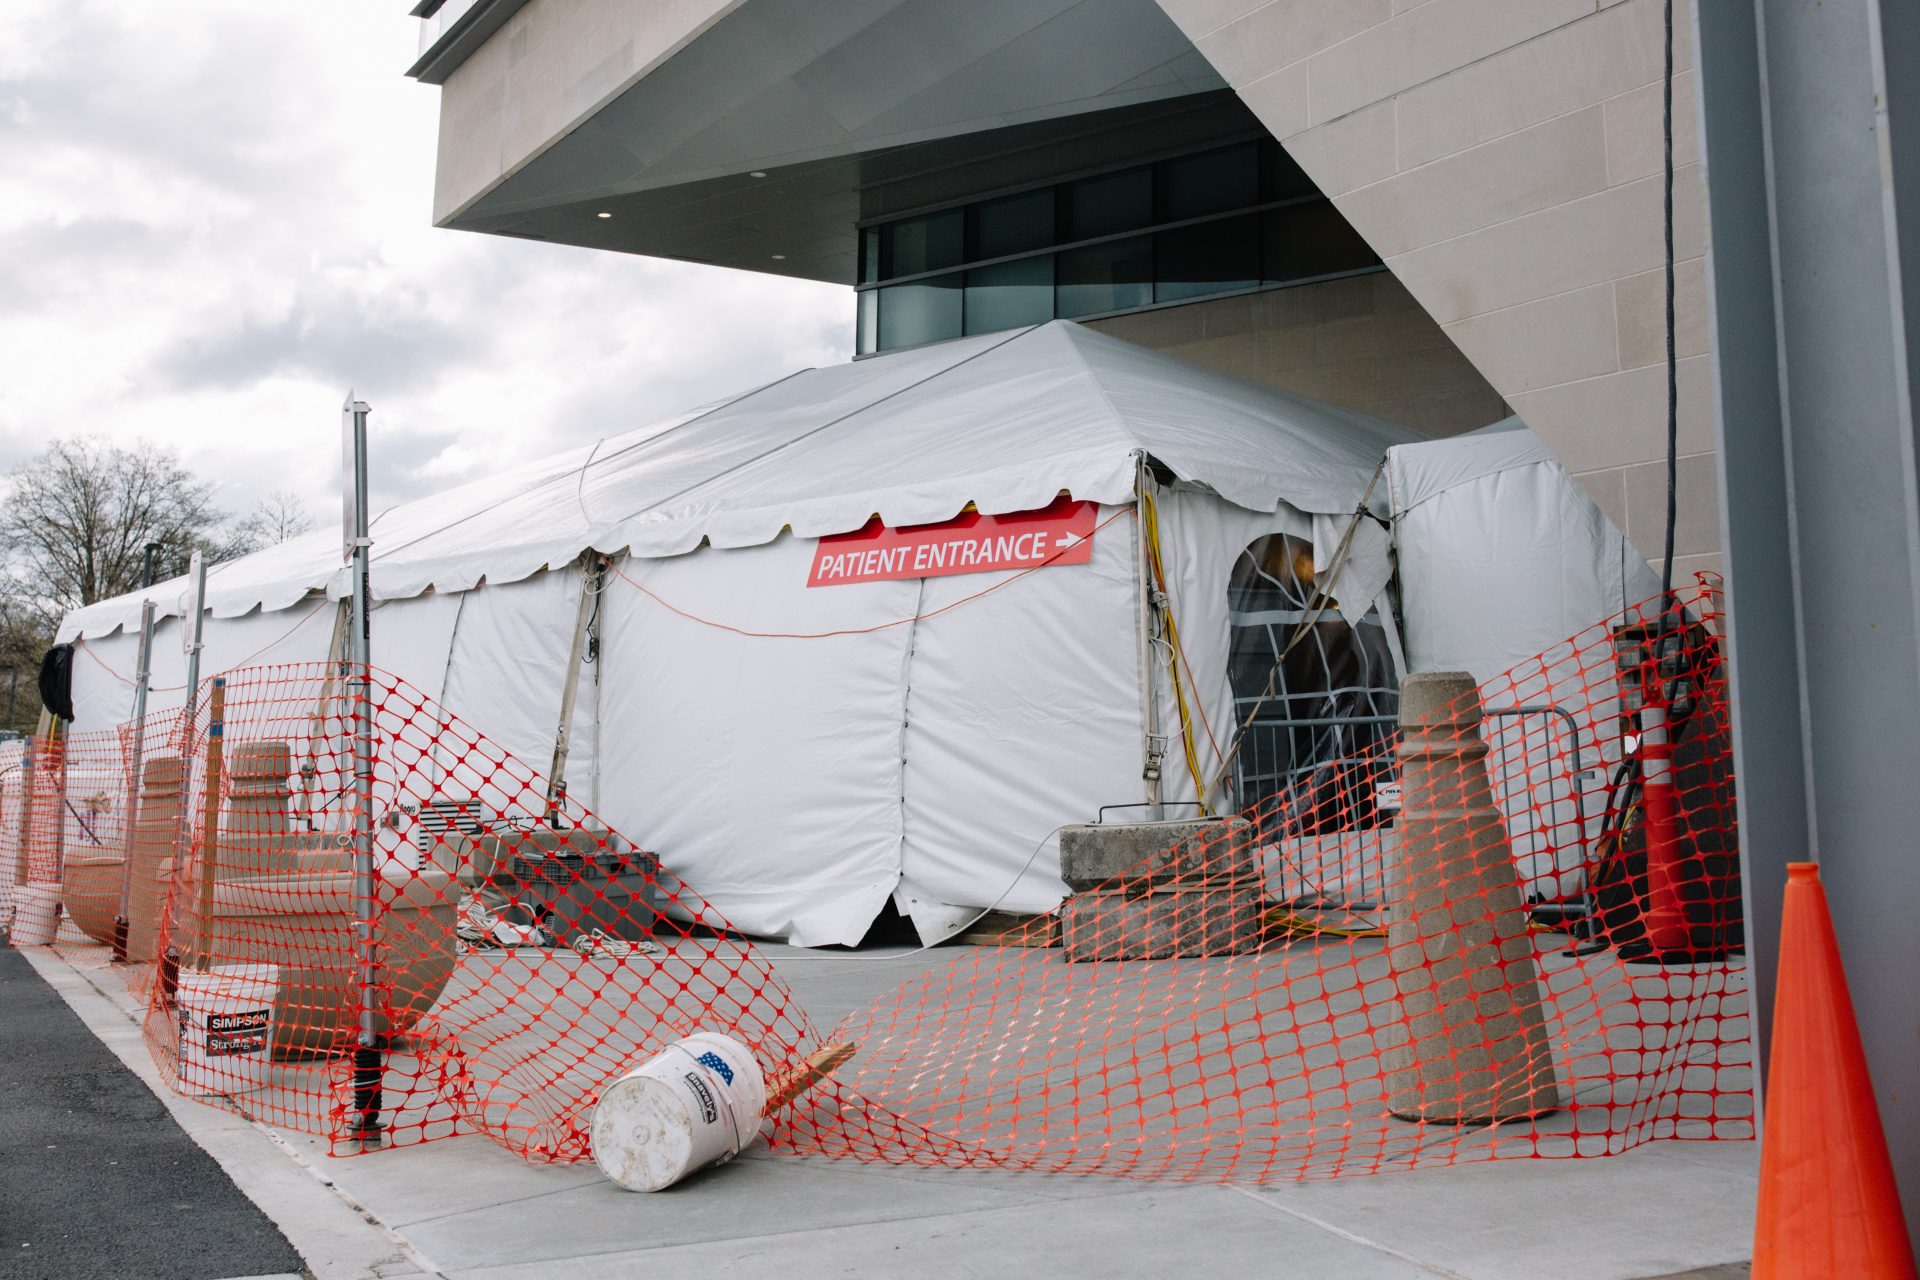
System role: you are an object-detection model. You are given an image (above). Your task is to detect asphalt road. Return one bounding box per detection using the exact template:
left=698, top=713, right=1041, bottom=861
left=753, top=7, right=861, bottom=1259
left=0, top=947, right=304, bottom=1280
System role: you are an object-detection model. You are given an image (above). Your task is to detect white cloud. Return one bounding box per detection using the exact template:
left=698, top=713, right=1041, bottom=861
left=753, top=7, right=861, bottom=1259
left=0, top=0, right=848, bottom=519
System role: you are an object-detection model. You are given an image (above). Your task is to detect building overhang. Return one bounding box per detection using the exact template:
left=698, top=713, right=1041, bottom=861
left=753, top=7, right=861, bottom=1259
left=407, top=0, right=533, bottom=85
left=417, top=0, right=1237, bottom=285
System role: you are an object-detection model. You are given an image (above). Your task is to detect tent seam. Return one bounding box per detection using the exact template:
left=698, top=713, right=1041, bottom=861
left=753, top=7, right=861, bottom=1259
left=607, top=326, right=1044, bottom=528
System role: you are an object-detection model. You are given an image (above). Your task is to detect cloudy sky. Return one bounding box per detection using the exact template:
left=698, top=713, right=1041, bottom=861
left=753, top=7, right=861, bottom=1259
left=0, top=1, right=847, bottom=522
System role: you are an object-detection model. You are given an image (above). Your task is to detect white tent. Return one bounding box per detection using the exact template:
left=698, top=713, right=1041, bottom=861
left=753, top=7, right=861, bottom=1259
left=1387, top=418, right=1663, bottom=902
left=1389, top=417, right=1661, bottom=684
left=56, top=323, right=1651, bottom=945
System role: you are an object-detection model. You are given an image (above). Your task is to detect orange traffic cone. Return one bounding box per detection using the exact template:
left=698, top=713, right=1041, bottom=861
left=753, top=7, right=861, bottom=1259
left=1753, top=862, right=1917, bottom=1279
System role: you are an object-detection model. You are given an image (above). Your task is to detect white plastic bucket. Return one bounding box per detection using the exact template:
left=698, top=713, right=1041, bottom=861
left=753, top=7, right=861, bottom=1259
left=10, top=884, right=60, bottom=946
left=590, top=1032, right=767, bottom=1192
left=175, top=963, right=279, bottom=1097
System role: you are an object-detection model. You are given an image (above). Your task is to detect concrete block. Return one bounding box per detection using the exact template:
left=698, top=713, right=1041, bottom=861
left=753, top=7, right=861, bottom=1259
left=1282, top=100, right=1398, bottom=198
left=1391, top=165, right=1706, bottom=326
left=1604, top=67, right=1699, bottom=185
left=1393, top=0, right=1671, bottom=169
left=1194, top=0, right=1389, bottom=89
left=1381, top=671, right=1559, bottom=1122
left=1623, top=451, right=1722, bottom=560
left=1443, top=282, right=1620, bottom=397
left=1236, top=59, right=1310, bottom=140
left=1058, top=817, right=1253, bottom=890
left=1306, top=0, right=1592, bottom=125
left=1571, top=465, right=1631, bottom=534
left=1503, top=352, right=1715, bottom=475
left=1614, top=253, right=1708, bottom=369
left=1339, top=107, right=1611, bottom=259
left=1061, top=886, right=1266, bottom=961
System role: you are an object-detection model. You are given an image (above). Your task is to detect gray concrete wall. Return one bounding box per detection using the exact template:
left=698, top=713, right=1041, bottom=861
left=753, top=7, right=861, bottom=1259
left=1154, top=0, right=1720, bottom=577
left=431, top=0, right=744, bottom=224
left=1087, top=274, right=1509, bottom=438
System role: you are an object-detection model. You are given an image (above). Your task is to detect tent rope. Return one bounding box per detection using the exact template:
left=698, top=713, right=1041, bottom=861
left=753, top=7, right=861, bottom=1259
left=602, top=506, right=1135, bottom=640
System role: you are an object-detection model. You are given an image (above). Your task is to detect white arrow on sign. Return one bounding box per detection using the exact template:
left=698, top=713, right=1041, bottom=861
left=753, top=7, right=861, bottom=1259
left=1055, top=532, right=1083, bottom=550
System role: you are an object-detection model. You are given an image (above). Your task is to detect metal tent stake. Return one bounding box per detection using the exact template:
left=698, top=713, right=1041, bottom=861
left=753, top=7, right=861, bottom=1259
left=344, top=394, right=384, bottom=1149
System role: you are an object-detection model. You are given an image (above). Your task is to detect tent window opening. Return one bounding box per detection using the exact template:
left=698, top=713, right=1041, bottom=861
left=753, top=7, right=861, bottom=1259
left=1226, top=534, right=1398, bottom=851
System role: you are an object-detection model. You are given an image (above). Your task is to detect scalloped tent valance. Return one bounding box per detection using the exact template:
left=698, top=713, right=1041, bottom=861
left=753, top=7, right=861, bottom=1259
left=57, top=320, right=1414, bottom=642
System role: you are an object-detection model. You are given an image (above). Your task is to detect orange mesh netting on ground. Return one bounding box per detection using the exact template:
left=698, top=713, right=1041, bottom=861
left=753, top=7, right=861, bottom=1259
left=6, top=575, right=1750, bottom=1182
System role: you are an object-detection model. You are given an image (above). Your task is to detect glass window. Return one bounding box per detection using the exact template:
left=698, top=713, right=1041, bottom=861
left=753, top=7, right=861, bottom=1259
left=856, top=290, right=878, bottom=355
left=965, top=257, right=1053, bottom=334
left=1264, top=204, right=1378, bottom=285
left=1065, top=167, right=1152, bottom=241
left=877, top=275, right=963, bottom=349
left=973, top=189, right=1054, bottom=261
left=884, top=209, right=963, bottom=278
left=1160, top=143, right=1258, bottom=223
left=1056, top=236, right=1153, bottom=318
left=857, top=140, right=1380, bottom=353
left=1155, top=215, right=1260, bottom=304
left=1261, top=143, right=1317, bottom=203
left=1225, top=533, right=1399, bottom=840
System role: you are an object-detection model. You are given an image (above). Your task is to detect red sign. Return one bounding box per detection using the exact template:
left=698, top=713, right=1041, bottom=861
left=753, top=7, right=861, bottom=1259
left=808, top=496, right=1097, bottom=587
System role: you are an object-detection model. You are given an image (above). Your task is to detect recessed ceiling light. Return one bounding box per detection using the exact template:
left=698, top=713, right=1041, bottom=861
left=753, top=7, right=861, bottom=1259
left=596, top=211, right=612, bottom=218
left=771, top=253, right=786, bottom=260
left=749, top=171, right=767, bottom=178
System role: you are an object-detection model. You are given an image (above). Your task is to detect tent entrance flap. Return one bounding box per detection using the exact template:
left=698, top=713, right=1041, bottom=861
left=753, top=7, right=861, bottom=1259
left=1223, top=530, right=1400, bottom=907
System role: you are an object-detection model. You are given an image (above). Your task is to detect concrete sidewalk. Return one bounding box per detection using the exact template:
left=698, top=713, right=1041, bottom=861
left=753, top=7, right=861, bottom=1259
left=22, top=935, right=1757, bottom=1280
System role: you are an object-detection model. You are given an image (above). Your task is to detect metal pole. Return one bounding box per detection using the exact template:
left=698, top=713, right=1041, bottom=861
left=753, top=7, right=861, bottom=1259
left=1695, top=0, right=1920, bottom=1236
left=111, top=542, right=162, bottom=963
left=545, top=552, right=604, bottom=826
left=110, top=602, right=156, bottom=961
left=160, top=551, right=209, bottom=1006
left=344, top=394, right=383, bottom=1147
left=180, top=552, right=209, bottom=738
left=193, top=678, right=226, bottom=975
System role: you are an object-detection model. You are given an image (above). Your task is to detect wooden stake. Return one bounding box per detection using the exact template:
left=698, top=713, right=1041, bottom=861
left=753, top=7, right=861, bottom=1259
left=194, top=679, right=226, bottom=974
left=762, top=1041, right=857, bottom=1116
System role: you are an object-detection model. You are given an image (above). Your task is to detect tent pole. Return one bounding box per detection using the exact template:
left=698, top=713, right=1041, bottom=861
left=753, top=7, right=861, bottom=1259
left=1134, top=452, right=1164, bottom=820
left=545, top=552, right=604, bottom=827
left=342, top=394, right=384, bottom=1148
left=110, top=595, right=157, bottom=962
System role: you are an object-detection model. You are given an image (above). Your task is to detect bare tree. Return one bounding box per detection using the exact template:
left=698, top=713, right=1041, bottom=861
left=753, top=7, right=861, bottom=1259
left=228, top=488, right=317, bottom=555
left=0, top=436, right=226, bottom=617
left=0, top=595, right=49, bottom=735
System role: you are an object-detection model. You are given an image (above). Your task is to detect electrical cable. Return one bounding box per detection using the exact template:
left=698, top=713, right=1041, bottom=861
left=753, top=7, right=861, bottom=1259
left=74, top=598, right=332, bottom=691
left=605, top=506, right=1134, bottom=639
left=1139, top=487, right=1221, bottom=813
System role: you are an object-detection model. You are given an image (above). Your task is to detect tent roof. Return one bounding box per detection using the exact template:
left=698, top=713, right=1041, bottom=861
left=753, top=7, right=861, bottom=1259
left=1383, top=415, right=1552, bottom=513
left=59, top=320, right=1416, bottom=640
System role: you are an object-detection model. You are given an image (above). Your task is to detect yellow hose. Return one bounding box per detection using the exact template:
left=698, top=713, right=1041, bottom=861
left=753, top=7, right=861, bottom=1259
left=1139, top=488, right=1215, bottom=816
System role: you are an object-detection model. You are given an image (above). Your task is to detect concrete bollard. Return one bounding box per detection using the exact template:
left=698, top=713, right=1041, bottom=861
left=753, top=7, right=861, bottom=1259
left=1381, top=671, right=1559, bottom=1122
left=225, top=740, right=292, bottom=840
left=126, top=755, right=186, bottom=964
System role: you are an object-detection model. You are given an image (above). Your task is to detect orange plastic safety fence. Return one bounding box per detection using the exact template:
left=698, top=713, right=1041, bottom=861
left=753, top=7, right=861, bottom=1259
left=776, top=575, right=1750, bottom=1179
left=8, top=574, right=1750, bottom=1185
